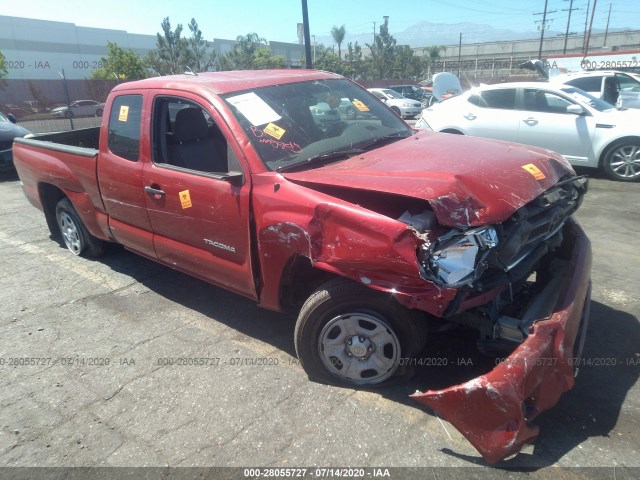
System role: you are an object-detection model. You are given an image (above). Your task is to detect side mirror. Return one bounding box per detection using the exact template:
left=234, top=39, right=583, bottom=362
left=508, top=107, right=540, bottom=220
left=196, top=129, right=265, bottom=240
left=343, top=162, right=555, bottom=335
left=7, top=113, right=17, bottom=124
left=566, top=104, right=585, bottom=115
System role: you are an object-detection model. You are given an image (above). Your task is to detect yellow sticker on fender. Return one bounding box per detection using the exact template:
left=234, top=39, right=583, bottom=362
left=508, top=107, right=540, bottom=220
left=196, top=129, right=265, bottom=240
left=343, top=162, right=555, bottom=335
left=264, top=123, right=286, bottom=140
left=352, top=100, right=369, bottom=112
left=179, top=189, right=192, bottom=209
left=118, top=105, right=129, bottom=122
left=522, top=163, right=546, bottom=180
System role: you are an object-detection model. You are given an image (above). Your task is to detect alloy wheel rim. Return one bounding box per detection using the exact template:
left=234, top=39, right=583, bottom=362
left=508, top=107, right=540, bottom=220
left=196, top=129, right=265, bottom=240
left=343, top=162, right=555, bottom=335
left=609, top=145, right=640, bottom=179
left=59, top=212, right=82, bottom=255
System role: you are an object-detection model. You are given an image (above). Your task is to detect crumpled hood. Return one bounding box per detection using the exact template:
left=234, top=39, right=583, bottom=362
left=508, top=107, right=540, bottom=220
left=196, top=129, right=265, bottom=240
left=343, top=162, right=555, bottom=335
left=283, top=132, right=576, bottom=226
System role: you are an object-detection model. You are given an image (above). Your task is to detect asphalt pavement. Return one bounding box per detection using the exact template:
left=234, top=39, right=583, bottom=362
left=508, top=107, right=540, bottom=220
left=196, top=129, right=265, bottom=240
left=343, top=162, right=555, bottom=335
left=0, top=167, right=638, bottom=479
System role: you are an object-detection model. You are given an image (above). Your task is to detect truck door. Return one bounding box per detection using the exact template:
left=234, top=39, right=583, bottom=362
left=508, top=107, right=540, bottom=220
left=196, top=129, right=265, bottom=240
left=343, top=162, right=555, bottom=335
left=97, top=93, right=156, bottom=258
left=142, top=94, right=256, bottom=299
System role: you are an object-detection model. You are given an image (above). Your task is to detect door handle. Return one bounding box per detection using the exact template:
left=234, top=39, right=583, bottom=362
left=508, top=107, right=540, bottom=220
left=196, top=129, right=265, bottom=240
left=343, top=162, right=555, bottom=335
left=144, top=185, right=166, bottom=196
left=464, top=113, right=477, bottom=121
left=523, top=118, right=538, bottom=126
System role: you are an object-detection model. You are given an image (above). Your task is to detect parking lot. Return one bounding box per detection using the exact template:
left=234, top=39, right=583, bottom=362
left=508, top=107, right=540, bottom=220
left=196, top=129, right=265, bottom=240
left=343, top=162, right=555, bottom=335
left=0, top=166, right=639, bottom=478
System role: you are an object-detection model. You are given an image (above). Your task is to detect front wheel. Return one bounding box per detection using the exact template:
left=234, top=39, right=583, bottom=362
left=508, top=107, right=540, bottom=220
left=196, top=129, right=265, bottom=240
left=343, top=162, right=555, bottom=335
left=602, top=141, right=640, bottom=182
left=294, top=278, right=427, bottom=387
left=55, top=198, right=104, bottom=257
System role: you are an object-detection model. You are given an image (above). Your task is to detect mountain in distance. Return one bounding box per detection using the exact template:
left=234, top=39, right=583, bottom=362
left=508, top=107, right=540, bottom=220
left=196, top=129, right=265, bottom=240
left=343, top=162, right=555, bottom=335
left=314, top=20, right=564, bottom=48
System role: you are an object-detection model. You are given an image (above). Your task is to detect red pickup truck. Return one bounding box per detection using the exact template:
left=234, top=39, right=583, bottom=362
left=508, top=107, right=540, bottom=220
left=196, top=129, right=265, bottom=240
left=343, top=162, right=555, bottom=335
left=13, top=69, right=591, bottom=463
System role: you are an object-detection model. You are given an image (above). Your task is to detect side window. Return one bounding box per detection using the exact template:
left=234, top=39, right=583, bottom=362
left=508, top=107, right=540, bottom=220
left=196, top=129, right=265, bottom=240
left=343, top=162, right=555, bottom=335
left=474, top=89, right=516, bottom=109
left=616, top=73, right=640, bottom=92
left=523, top=89, right=572, bottom=113
left=108, top=95, right=143, bottom=161
left=566, top=77, right=602, bottom=92
left=152, top=97, right=229, bottom=174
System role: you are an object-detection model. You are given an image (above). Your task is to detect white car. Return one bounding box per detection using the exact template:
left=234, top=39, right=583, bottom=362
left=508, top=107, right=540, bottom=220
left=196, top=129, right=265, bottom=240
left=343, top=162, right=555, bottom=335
left=51, top=100, right=105, bottom=118
left=367, top=88, right=423, bottom=119
left=551, top=70, right=640, bottom=110
left=415, top=82, right=640, bottom=182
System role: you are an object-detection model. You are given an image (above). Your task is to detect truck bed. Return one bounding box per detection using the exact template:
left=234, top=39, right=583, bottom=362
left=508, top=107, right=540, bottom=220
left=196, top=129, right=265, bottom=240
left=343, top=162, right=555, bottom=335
left=26, top=126, right=100, bottom=153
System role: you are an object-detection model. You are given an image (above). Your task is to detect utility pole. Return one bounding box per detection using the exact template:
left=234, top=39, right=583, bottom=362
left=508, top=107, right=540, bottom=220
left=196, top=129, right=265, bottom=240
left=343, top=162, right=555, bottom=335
left=301, top=0, right=312, bottom=68
left=562, top=0, right=580, bottom=54
left=583, top=0, right=591, bottom=51
left=457, top=33, right=462, bottom=76
left=604, top=2, right=612, bottom=46
left=584, top=0, right=598, bottom=55
left=372, top=21, right=376, bottom=45
left=534, top=0, right=557, bottom=59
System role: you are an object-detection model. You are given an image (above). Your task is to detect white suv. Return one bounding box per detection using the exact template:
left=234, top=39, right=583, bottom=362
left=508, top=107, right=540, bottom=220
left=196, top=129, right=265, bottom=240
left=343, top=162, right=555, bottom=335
left=552, top=71, right=640, bottom=109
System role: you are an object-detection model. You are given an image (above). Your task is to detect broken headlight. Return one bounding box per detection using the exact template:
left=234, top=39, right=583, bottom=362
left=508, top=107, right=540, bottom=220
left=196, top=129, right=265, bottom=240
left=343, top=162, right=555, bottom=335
left=422, top=227, right=498, bottom=286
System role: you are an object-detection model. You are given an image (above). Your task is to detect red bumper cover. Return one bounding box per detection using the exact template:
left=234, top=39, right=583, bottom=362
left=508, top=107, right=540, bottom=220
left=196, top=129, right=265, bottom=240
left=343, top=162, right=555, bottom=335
left=412, top=220, right=592, bottom=464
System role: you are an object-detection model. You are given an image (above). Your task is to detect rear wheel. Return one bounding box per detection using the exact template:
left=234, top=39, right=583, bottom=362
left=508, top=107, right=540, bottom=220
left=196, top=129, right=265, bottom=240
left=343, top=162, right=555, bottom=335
left=294, top=278, right=427, bottom=387
left=64, top=110, right=74, bottom=119
left=55, top=198, right=104, bottom=257
left=602, top=141, right=640, bottom=182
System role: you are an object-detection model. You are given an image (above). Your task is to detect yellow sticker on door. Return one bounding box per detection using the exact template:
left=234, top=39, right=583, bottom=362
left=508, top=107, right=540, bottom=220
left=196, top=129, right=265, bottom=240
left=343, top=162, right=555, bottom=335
left=264, top=123, right=286, bottom=140
left=179, top=189, right=192, bottom=209
left=118, top=105, right=129, bottom=122
left=522, top=163, right=546, bottom=180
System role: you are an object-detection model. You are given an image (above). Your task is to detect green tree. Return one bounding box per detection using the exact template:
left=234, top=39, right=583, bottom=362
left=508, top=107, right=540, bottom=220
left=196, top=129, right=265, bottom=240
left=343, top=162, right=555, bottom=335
left=345, top=41, right=365, bottom=80
left=0, top=50, right=7, bottom=79
left=148, top=17, right=189, bottom=75
left=186, top=18, right=217, bottom=72
left=366, top=17, right=396, bottom=79
left=313, top=45, right=354, bottom=77
left=423, top=45, right=445, bottom=77
left=91, top=42, right=148, bottom=80
left=220, top=33, right=271, bottom=70
left=0, top=50, right=7, bottom=89
left=330, top=25, right=346, bottom=61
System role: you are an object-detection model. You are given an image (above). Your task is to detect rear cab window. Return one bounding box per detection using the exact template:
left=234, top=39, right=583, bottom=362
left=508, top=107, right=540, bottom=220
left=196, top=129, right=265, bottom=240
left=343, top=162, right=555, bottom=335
left=108, top=95, right=143, bottom=161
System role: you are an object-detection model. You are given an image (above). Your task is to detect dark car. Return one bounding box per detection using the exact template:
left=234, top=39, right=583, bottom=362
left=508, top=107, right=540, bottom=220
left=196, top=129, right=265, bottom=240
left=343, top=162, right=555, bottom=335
left=0, top=112, right=33, bottom=172
left=388, top=84, right=430, bottom=105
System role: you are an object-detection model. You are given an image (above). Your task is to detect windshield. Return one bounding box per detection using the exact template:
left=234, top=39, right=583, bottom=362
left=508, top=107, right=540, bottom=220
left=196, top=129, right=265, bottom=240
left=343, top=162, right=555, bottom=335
left=559, top=86, right=616, bottom=112
left=223, top=78, right=412, bottom=171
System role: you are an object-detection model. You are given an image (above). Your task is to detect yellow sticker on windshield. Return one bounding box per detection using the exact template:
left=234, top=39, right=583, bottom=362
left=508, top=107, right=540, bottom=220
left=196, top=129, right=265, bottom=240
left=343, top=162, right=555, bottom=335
left=179, top=189, right=192, bottom=209
left=264, top=123, right=286, bottom=140
left=118, top=105, right=129, bottom=122
left=352, top=100, right=369, bottom=112
left=522, top=164, right=546, bottom=180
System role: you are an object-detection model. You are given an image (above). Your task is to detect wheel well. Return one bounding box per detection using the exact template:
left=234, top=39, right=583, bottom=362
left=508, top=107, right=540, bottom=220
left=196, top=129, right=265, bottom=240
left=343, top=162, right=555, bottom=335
left=599, top=136, right=640, bottom=167
left=440, top=128, right=463, bottom=135
left=38, top=183, right=67, bottom=237
left=279, top=256, right=337, bottom=310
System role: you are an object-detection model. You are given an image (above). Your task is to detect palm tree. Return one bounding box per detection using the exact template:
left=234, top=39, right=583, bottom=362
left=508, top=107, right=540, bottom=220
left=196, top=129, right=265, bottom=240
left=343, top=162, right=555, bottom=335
left=331, top=25, right=346, bottom=61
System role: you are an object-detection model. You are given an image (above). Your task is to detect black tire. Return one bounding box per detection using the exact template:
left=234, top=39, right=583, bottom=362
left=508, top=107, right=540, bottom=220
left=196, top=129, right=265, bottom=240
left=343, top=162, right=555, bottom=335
left=55, top=198, right=104, bottom=257
left=294, top=278, right=427, bottom=387
left=96, top=109, right=103, bottom=117
left=602, top=140, right=640, bottom=182
left=391, top=106, right=401, bottom=117
left=64, top=110, right=74, bottom=119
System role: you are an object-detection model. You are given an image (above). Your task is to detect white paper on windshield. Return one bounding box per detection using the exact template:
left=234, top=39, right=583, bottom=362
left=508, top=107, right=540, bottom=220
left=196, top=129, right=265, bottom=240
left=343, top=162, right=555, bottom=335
left=226, top=92, right=281, bottom=126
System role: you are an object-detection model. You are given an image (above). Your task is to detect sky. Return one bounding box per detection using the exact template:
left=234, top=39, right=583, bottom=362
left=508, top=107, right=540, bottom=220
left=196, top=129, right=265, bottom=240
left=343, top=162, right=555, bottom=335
left=2, top=0, right=640, bottom=46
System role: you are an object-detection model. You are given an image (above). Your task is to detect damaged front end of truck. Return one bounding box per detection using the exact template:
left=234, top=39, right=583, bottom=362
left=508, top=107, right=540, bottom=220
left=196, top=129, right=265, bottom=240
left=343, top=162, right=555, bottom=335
left=412, top=178, right=592, bottom=463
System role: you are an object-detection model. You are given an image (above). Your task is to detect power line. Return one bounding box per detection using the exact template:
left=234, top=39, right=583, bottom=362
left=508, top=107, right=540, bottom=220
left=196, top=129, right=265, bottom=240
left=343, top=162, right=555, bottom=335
left=534, top=0, right=557, bottom=58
